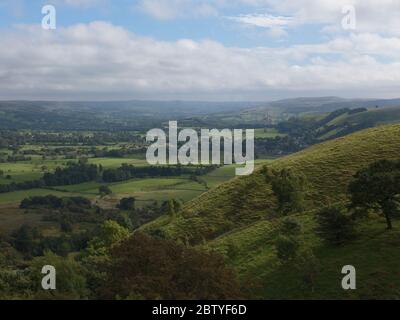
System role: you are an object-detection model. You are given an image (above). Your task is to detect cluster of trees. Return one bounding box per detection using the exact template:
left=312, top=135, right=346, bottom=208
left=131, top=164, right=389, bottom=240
left=255, top=136, right=309, bottom=156
left=0, top=130, right=144, bottom=147
left=0, top=179, right=45, bottom=194
left=0, top=219, right=243, bottom=300
left=267, top=159, right=399, bottom=291
left=9, top=224, right=94, bottom=258
left=255, top=107, right=370, bottom=157
left=0, top=159, right=218, bottom=194
left=97, top=232, right=243, bottom=300
left=20, top=195, right=92, bottom=211
left=0, top=161, right=99, bottom=194
left=263, top=167, right=307, bottom=215
left=93, top=147, right=146, bottom=159
left=18, top=194, right=180, bottom=238
left=43, top=161, right=98, bottom=186
left=102, top=164, right=217, bottom=183
left=0, top=155, right=32, bottom=163
left=269, top=159, right=400, bottom=250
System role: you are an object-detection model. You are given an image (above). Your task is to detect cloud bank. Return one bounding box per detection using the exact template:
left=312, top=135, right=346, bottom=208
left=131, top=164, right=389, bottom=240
left=1, top=0, right=400, bottom=100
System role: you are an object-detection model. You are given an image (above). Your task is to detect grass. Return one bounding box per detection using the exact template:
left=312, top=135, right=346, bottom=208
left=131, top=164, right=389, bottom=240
left=339, top=107, right=400, bottom=126
left=0, top=188, right=84, bottom=205
left=87, top=157, right=148, bottom=168
left=0, top=156, right=149, bottom=185
left=254, top=128, right=287, bottom=139
left=0, top=157, right=261, bottom=207
left=206, top=214, right=400, bottom=299
left=151, top=123, right=400, bottom=241
left=141, top=124, right=400, bottom=299
left=0, top=206, right=54, bottom=235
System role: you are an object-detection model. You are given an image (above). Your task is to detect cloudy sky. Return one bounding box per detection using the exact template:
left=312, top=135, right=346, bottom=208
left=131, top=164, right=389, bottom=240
left=0, top=0, right=400, bottom=101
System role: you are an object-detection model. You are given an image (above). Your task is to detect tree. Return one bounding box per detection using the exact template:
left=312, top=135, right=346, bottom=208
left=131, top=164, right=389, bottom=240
left=60, top=216, right=73, bottom=233
left=118, top=197, right=136, bottom=210
left=28, top=251, right=88, bottom=299
left=99, top=185, right=112, bottom=197
left=279, top=217, right=302, bottom=236
left=97, top=233, right=243, bottom=300
left=275, top=235, right=299, bottom=263
left=11, top=225, right=39, bottom=256
left=349, top=160, right=400, bottom=230
left=264, top=167, right=307, bottom=215
left=316, top=205, right=355, bottom=245
left=294, top=249, right=320, bottom=291
left=163, top=199, right=181, bottom=218
left=88, top=220, right=130, bottom=250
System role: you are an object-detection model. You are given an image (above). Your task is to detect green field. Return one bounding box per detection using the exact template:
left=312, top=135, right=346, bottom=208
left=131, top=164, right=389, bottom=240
left=254, top=128, right=287, bottom=139
left=0, top=155, right=273, bottom=207
left=87, top=157, right=148, bottom=168
left=0, top=156, right=149, bottom=184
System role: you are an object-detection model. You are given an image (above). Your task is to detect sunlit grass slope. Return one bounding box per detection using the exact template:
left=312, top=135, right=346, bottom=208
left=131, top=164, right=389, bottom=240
left=144, top=124, right=400, bottom=244
left=142, top=124, right=400, bottom=299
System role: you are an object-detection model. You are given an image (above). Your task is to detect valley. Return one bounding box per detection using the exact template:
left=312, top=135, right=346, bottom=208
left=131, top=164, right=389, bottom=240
left=1, top=99, right=400, bottom=300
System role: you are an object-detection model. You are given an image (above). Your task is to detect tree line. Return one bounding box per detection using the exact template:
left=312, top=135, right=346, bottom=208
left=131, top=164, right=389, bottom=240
left=0, top=161, right=218, bottom=194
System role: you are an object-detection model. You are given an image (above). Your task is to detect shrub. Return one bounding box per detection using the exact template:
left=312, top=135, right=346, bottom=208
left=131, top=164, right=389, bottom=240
left=275, top=235, right=299, bottom=263
left=279, top=217, right=302, bottom=236
left=316, top=205, right=355, bottom=245
left=97, top=233, right=243, bottom=300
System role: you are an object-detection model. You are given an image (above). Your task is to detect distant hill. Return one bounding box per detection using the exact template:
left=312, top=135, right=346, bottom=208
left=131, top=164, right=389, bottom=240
left=316, top=106, right=400, bottom=140
left=2, top=98, right=400, bottom=131
left=143, top=124, right=400, bottom=299
left=0, top=100, right=261, bottom=131
left=180, top=97, right=400, bottom=128
left=265, top=96, right=400, bottom=114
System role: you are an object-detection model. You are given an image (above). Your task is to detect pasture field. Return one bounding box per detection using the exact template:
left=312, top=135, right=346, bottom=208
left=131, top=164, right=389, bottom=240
left=0, top=150, right=273, bottom=207
left=87, top=157, right=148, bottom=168
left=254, top=128, right=287, bottom=139
left=0, top=156, right=147, bottom=185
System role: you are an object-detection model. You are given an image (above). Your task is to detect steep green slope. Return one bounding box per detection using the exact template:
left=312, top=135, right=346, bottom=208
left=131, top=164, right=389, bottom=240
left=206, top=214, right=400, bottom=299
left=143, top=124, right=400, bottom=245
left=143, top=124, right=400, bottom=299
left=336, top=107, right=400, bottom=126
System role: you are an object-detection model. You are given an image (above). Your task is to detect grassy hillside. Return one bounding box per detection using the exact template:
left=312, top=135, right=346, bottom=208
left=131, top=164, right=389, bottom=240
left=142, top=124, right=400, bottom=299
left=144, top=124, right=400, bottom=242
left=318, top=107, right=400, bottom=140
left=338, top=107, right=400, bottom=125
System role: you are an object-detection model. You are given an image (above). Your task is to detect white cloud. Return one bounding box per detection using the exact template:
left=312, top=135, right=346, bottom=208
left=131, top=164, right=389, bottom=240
left=242, top=0, right=400, bottom=35
left=137, top=0, right=219, bottom=20
left=226, top=13, right=293, bottom=38
left=227, top=14, right=293, bottom=28
left=1, top=22, right=400, bottom=100
left=137, top=0, right=400, bottom=36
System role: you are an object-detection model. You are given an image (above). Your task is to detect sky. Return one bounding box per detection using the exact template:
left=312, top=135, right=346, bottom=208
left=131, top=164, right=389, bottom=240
left=0, top=0, right=400, bottom=101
